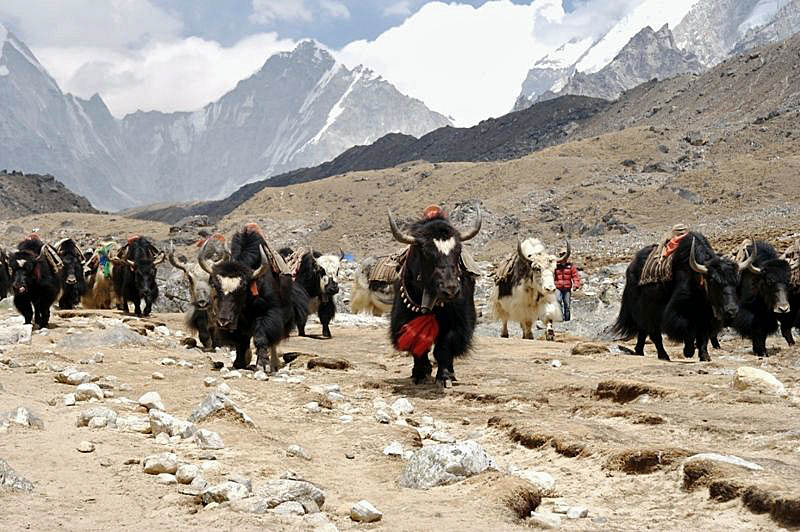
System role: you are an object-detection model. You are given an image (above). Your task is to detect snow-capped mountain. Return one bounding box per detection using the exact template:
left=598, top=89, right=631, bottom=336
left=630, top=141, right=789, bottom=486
left=734, top=0, right=800, bottom=54
left=0, top=32, right=451, bottom=210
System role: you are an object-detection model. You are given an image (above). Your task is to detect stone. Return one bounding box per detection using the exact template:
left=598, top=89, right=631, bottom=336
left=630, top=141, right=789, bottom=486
left=201, top=481, right=250, bottom=505
left=203, top=377, right=216, bottom=387
left=58, top=326, right=147, bottom=350
left=530, top=512, right=561, bottom=529
left=88, top=417, right=109, bottom=429
left=161, top=358, right=177, bottom=366
left=733, top=367, right=787, bottom=396
left=150, top=410, right=196, bottom=439
left=155, top=432, right=170, bottom=445
left=350, top=500, right=383, bottom=523
left=55, top=369, right=92, bottom=385
left=64, top=394, right=76, bottom=406
left=222, top=370, right=241, bottom=379
left=287, top=445, right=311, bottom=460
left=391, top=398, right=414, bottom=416
left=339, top=415, right=353, bottom=424
left=188, top=391, right=255, bottom=427
left=374, top=409, right=392, bottom=424
left=550, top=360, right=562, bottom=368
left=567, top=506, right=589, bottom=519
left=513, top=469, right=556, bottom=494
left=176, top=464, right=200, bottom=484
left=274, top=501, right=306, bottom=516
left=430, top=430, right=456, bottom=443
left=400, top=441, right=496, bottom=489
left=216, top=383, right=232, bottom=394
left=683, top=453, right=763, bottom=471
left=383, top=441, right=404, bottom=456
left=253, top=479, right=326, bottom=510
left=552, top=501, right=569, bottom=514
left=152, top=372, right=165, bottom=380
left=157, top=473, right=178, bottom=485
left=77, top=441, right=95, bottom=453
left=2, top=407, right=44, bottom=429
left=143, top=452, right=178, bottom=475
left=75, top=383, right=104, bottom=402
left=0, top=322, right=32, bottom=345
left=138, top=391, right=166, bottom=412
left=194, top=428, right=225, bottom=450
left=77, top=406, right=117, bottom=428
left=254, top=371, right=268, bottom=381
left=177, top=360, right=193, bottom=369
left=228, top=474, right=253, bottom=492
left=0, top=458, right=34, bottom=492
left=115, top=415, right=152, bottom=434
left=304, top=402, right=321, bottom=413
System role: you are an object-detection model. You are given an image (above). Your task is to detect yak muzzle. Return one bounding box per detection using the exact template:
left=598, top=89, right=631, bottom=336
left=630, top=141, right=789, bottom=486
left=14, top=285, right=26, bottom=294
left=66, top=274, right=77, bottom=285
left=775, top=302, right=790, bottom=314
left=216, top=317, right=235, bottom=330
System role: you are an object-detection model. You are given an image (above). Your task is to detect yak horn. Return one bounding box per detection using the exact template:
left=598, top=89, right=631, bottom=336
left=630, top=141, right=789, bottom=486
left=198, top=239, right=214, bottom=275
left=251, top=244, right=272, bottom=279
left=517, top=240, right=527, bottom=261
left=168, top=242, right=189, bottom=274
left=388, top=209, right=417, bottom=245
left=458, top=205, right=482, bottom=242
left=689, top=237, right=708, bottom=275
left=744, top=238, right=762, bottom=274
left=563, top=239, right=571, bottom=261
left=339, top=247, right=345, bottom=260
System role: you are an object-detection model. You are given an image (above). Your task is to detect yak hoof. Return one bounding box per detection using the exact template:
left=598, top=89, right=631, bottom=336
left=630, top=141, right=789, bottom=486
left=683, top=347, right=695, bottom=358
left=699, top=352, right=711, bottom=362
left=545, top=329, right=555, bottom=342
left=500, top=332, right=509, bottom=339
left=657, top=352, right=671, bottom=361
left=710, top=337, right=721, bottom=349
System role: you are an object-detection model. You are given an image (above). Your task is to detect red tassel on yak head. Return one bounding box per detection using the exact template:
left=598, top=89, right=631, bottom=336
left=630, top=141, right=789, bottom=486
left=395, top=314, right=439, bottom=358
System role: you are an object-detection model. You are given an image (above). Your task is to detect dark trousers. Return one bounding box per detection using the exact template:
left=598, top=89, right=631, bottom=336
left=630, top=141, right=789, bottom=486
left=557, top=289, right=571, bottom=321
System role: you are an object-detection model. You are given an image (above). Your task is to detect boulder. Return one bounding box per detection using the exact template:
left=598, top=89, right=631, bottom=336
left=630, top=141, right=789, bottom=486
left=351, top=500, right=383, bottom=523
left=274, top=501, right=306, bottom=516
left=115, top=415, right=151, bottom=434
left=176, top=464, right=200, bottom=484
left=391, top=398, right=414, bottom=416
left=2, top=407, right=44, bottom=429
left=77, top=441, right=95, bottom=453
left=138, top=392, right=166, bottom=412
left=400, top=440, right=496, bottom=489
left=0, top=458, right=34, bottom=492
left=194, top=428, right=225, bottom=449
left=201, top=481, right=250, bottom=505
left=188, top=391, right=255, bottom=426
left=75, top=383, right=104, bottom=402
left=57, top=326, right=147, bottom=350
left=253, top=479, right=326, bottom=510
left=733, top=367, right=787, bottom=396
left=149, top=410, right=196, bottom=439
left=76, top=407, right=117, bottom=428
left=143, top=452, right=178, bottom=475
left=55, top=369, right=92, bottom=385
left=511, top=469, right=556, bottom=495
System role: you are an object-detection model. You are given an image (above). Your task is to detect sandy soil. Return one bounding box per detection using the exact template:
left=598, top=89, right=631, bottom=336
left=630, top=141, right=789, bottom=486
left=2, top=308, right=799, bottom=531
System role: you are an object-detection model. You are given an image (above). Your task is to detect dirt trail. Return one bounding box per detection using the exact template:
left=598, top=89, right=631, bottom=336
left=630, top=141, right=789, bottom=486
left=1, top=309, right=799, bottom=531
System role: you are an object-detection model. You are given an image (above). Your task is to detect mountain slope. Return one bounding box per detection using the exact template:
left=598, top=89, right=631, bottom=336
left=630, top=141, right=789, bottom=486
left=733, top=0, right=800, bottom=54
left=0, top=170, right=98, bottom=219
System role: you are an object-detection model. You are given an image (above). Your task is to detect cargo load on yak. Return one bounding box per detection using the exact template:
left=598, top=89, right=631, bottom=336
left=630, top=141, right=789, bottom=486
left=639, top=223, right=690, bottom=285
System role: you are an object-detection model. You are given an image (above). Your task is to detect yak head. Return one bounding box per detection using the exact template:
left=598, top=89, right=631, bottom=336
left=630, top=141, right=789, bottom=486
left=517, top=238, right=559, bottom=294
left=741, top=241, right=791, bottom=315
left=388, top=205, right=481, bottom=309
left=688, top=237, right=744, bottom=322
left=200, top=242, right=271, bottom=331
left=314, top=251, right=343, bottom=301
left=118, top=239, right=164, bottom=301
left=10, top=251, right=39, bottom=296
left=168, top=244, right=212, bottom=310
left=56, top=239, right=86, bottom=291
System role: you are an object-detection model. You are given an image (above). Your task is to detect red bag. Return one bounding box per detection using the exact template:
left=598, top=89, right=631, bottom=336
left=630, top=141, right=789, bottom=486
left=395, top=314, right=439, bottom=357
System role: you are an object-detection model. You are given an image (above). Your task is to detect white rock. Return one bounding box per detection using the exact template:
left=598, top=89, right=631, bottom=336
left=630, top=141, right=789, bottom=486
left=75, top=383, right=104, bottom=402
left=287, top=445, right=311, bottom=460
left=567, top=506, right=589, bottom=519
left=115, top=415, right=152, bottom=434
left=733, top=367, right=787, bottom=396
left=201, top=481, right=249, bottom=505
left=64, top=394, right=76, bottom=407
left=157, top=473, right=177, bottom=485
left=138, top=391, right=165, bottom=412
left=201, top=461, right=221, bottom=473
left=56, top=370, right=92, bottom=385
left=88, top=416, right=109, bottom=429
left=391, top=398, right=414, bottom=416
left=77, top=406, right=117, bottom=427
left=223, top=370, right=241, bottom=380
left=304, top=402, right=321, bottom=413
left=216, top=383, right=232, bottom=395
left=194, top=428, right=225, bottom=449
left=374, top=409, right=392, bottom=424
left=350, top=500, right=383, bottom=523
left=160, top=358, right=177, bottom=366
left=421, top=415, right=434, bottom=425
left=252, top=479, right=325, bottom=509
left=383, top=441, right=404, bottom=456
left=177, top=360, right=193, bottom=369
left=155, top=326, right=171, bottom=336
left=203, top=377, right=216, bottom=387
left=684, top=453, right=763, bottom=471
left=77, top=441, right=95, bottom=453
left=339, top=415, right=353, bottom=424
left=149, top=410, right=196, bottom=439
left=155, top=432, right=171, bottom=445
left=274, top=501, right=306, bottom=515
left=143, top=452, right=178, bottom=474
left=176, top=464, right=200, bottom=484
left=254, top=371, right=268, bottom=381
left=91, top=353, right=104, bottom=364
left=152, top=372, right=165, bottom=380
left=530, top=511, right=561, bottom=529
left=400, top=441, right=496, bottom=489
left=430, top=430, right=456, bottom=443
left=551, top=359, right=562, bottom=368
left=552, top=500, right=569, bottom=514
left=513, top=469, right=556, bottom=494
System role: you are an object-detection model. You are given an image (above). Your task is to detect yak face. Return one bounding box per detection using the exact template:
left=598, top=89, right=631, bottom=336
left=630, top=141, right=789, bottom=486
left=58, top=243, right=85, bottom=289
left=750, top=259, right=791, bottom=314
left=315, top=254, right=341, bottom=301
left=132, top=260, right=158, bottom=301
left=209, top=264, right=252, bottom=331
left=11, top=253, right=37, bottom=296
left=518, top=238, right=557, bottom=294
left=193, top=277, right=212, bottom=310
left=700, top=257, right=741, bottom=322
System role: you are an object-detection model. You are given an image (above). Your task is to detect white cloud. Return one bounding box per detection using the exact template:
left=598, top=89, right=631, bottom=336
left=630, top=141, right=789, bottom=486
left=0, top=0, right=182, bottom=48
left=319, top=0, right=351, bottom=19
left=35, top=33, right=297, bottom=118
left=383, top=1, right=412, bottom=17
left=250, top=0, right=312, bottom=24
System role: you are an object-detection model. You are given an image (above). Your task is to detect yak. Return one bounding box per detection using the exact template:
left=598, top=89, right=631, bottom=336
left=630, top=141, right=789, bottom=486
left=281, top=247, right=343, bottom=338
left=112, top=236, right=164, bottom=317
left=491, top=238, right=562, bottom=341
left=199, top=227, right=308, bottom=372
left=168, top=243, right=215, bottom=350
left=778, top=239, right=800, bottom=345
left=387, top=205, right=481, bottom=386
left=613, top=233, right=745, bottom=361
left=10, top=236, right=62, bottom=328
left=730, top=240, right=791, bottom=357
left=82, top=243, right=117, bottom=309
left=350, top=254, right=401, bottom=316
left=55, top=238, right=87, bottom=310
left=0, top=246, right=10, bottom=302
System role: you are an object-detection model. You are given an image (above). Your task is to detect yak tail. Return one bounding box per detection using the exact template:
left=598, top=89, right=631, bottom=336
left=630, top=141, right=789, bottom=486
left=290, top=282, right=309, bottom=332
left=611, top=282, right=638, bottom=340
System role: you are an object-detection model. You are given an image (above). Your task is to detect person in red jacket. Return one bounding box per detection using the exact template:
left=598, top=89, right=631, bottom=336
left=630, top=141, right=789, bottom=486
left=554, top=247, right=581, bottom=321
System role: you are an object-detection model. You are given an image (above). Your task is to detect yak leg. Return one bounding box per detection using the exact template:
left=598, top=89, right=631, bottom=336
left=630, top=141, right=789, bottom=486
left=37, top=303, right=51, bottom=329
left=522, top=321, right=534, bottom=340
left=18, top=299, right=34, bottom=325
left=233, top=342, right=251, bottom=369
left=635, top=332, right=647, bottom=356
left=683, top=339, right=695, bottom=358
left=753, top=334, right=768, bottom=357
left=411, top=352, right=433, bottom=384
left=143, top=298, right=153, bottom=317
left=133, top=298, right=142, bottom=318
left=710, top=335, right=721, bottom=349
left=433, top=328, right=468, bottom=386
left=649, top=331, right=670, bottom=361
left=500, top=321, right=509, bottom=338
left=696, top=334, right=711, bottom=362
left=319, top=300, right=335, bottom=338
left=780, top=317, right=795, bottom=346
left=545, top=320, right=555, bottom=341
left=198, top=327, right=213, bottom=350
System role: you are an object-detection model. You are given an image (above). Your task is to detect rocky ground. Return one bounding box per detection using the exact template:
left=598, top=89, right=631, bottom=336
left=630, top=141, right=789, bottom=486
left=1, top=305, right=799, bottom=531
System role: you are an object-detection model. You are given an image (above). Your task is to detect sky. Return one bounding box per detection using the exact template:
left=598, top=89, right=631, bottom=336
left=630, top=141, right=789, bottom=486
left=0, top=0, right=645, bottom=126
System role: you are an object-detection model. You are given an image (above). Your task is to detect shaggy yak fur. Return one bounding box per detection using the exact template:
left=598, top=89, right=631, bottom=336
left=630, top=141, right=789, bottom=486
left=10, top=237, right=61, bottom=328
left=169, top=247, right=216, bottom=350
left=613, top=232, right=741, bottom=362
left=112, top=237, right=163, bottom=317
left=0, top=246, right=10, bottom=302
left=56, top=239, right=87, bottom=310
left=280, top=247, right=342, bottom=338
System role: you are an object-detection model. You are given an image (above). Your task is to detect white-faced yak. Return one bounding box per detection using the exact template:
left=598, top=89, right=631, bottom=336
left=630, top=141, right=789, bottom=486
left=613, top=233, right=746, bottom=361
left=10, top=235, right=62, bottom=328
left=281, top=247, right=343, bottom=338
left=387, top=205, right=481, bottom=386
left=199, top=226, right=308, bottom=372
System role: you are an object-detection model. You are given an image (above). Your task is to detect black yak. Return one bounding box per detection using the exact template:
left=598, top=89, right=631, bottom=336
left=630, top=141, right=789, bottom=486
left=387, top=205, right=481, bottom=386
left=199, top=226, right=308, bottom=372
left=730, top=240, right=791, bottom=357
left=280, top=247, right=343, bottom=338
left=10, top=236, right=62, bottom=328
left=55, top=238, right=87, bottom=310
left=0, top=246, right=10, bottom=302
left=778, top=239, right=800, bottom=345
left=613, top=233, right=745, bottom=361
left=112, top=236, right=164, bottom=317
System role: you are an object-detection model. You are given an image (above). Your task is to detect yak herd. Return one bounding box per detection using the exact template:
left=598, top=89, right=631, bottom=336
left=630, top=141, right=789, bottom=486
left=0, top=209, right=798, bottom=386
